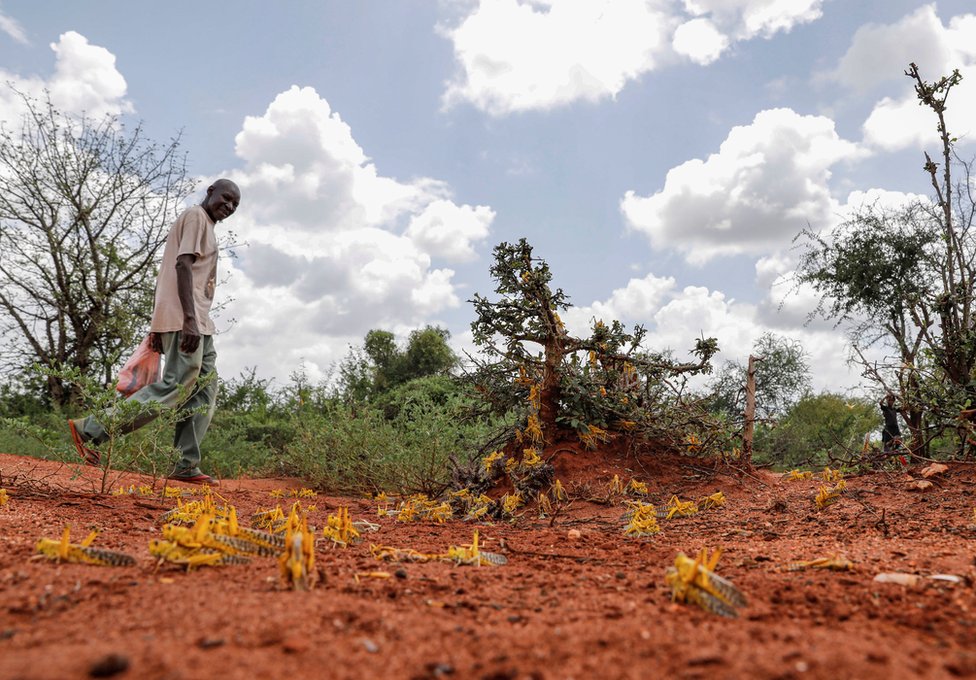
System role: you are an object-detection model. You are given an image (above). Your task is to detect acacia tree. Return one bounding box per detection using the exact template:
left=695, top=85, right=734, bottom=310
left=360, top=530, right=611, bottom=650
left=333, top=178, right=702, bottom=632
left=469, top=239, right=718, bottom=448
left=0, top=89, right=193, bottom=405
left=797, top=64, right=976, bottom=454
left=708, top=332, right=811, bottom=422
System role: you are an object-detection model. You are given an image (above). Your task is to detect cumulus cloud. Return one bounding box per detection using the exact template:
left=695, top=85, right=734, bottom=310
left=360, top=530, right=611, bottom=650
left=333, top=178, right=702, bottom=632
left=440, top=0, right=829, bottom=113
left=825, top=5, right=952, bottom=93
left=621, top=108, right=863, bottom=264
left=215, top=86, right=493, bottom=381
left=405, top=200, right=495, bottom=262
left=672, top=18, right=728, bottom=65
left=440, top=0, right=675, bottom=115
left=682, top=0, right=823, bottom=40
left=562, top=272, right=857, bottom=392
left=833, top=6, right=976, bottom=151
left=0, top=31, right=131, bottom=123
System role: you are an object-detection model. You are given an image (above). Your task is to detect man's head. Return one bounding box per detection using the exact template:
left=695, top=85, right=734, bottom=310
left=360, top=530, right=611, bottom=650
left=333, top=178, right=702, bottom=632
left=201, top=179, right=241, bottom=222
left=885, top=393, right=896, bottom=406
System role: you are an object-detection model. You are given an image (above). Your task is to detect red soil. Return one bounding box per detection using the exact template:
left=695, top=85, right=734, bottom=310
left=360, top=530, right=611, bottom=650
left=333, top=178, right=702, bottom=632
left=1, top=445, right=975, bottom=680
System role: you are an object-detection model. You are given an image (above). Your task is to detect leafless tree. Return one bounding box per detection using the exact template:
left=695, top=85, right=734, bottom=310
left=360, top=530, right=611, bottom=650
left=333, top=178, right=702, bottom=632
left=0, top=88, right=194, bottom=405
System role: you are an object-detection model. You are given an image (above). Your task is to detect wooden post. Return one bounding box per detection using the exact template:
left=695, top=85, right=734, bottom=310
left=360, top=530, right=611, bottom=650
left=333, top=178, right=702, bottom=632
left=742, top=355, right=759, bottom=463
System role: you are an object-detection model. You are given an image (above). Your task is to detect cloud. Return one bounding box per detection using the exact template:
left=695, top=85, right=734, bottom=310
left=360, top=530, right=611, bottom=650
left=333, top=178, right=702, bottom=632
left=440, top=0, right=675, bottom=115
left=830, top=6, right=976, bottom=151
left=621, top=108, right=863, bottom=264
left=215, top=86, right=493, bottom=381
left=0, top=8, right=28, bottom=45
left=405, top=200, right=494, bottom=262
left=563, top=272, right=857, bottom=392
left=672, top=18, right=728, bottom=65
left=682, top=0, right=823, bottom=40
left=440, top=0, right=829, bottom=113
left=0, top=32, right=131, bottom=123
left=825, top=5, right=952, bottom=93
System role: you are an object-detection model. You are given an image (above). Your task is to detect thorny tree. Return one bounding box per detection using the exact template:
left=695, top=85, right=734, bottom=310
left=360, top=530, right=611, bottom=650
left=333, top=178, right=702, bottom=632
left=469, top=239, right=719, bottom=452
left=797, top=64, right=976, bottom=455
left=0, top=89, right=194, bottom=406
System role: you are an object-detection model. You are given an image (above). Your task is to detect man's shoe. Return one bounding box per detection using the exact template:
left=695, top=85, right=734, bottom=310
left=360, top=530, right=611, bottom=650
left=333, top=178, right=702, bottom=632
left=67, top=419, right=100, bottom=467
left=167, top=472, right=219, bottom=487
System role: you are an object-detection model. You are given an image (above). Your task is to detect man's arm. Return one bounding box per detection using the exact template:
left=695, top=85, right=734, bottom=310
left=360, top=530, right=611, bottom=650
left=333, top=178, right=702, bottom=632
left=175, top=253, right=200, bottom=353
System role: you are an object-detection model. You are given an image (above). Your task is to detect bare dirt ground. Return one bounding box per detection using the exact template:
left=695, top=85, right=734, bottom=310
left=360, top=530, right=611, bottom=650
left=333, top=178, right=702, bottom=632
left=1, top=444, right=975, bottom=680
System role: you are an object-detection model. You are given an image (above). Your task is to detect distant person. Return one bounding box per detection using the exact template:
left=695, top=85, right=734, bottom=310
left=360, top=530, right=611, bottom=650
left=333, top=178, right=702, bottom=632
left=879, top=393, right=902, bottom=454
left=69, top=179, right=241, bottom=486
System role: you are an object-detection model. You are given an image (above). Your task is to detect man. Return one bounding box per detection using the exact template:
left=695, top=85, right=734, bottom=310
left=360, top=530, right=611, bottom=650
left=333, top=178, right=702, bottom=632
left=69, top=179, right=241, bottom=486
left=879, top=393, right=902, bottom=454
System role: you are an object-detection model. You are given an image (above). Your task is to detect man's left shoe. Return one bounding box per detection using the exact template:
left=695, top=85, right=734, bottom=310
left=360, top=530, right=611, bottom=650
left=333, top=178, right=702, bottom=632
left=67, top=419, right=101, bottom=467
left=166, top=472, right=220, bottom=487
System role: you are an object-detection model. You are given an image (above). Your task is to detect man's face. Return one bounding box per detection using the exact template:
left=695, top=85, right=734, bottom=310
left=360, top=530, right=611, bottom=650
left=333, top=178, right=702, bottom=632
left=203, top=182, right=241, bottom=222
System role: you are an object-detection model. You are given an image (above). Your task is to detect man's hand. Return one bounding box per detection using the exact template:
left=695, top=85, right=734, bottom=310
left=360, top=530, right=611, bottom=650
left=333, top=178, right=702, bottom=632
left=149, top=332, right=163, bottom=354
left=180, top=322, right=201, bottom=354
left=175, top=253, right=201, bottom=354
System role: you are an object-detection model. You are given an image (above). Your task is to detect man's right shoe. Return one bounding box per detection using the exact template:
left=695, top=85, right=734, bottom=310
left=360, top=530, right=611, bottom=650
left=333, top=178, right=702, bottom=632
left=67, top=419, right=100, bottom=467
left=166, top=472, right=219, bottom=487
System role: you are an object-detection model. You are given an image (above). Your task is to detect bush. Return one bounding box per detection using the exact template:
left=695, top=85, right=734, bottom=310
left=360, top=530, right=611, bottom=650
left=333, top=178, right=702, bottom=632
left=282, top=380, right=498, bottom=495
left=754, top=393, right=877, bottom=469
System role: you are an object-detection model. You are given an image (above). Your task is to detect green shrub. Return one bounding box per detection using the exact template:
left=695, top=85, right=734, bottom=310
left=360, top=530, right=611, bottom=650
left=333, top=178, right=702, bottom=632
left=754, top=393, right=877, bottom=469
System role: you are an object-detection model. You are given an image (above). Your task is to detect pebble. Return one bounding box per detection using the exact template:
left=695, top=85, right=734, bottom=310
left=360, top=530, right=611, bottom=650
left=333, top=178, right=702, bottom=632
left=88, top=653, right=129, bottom=678
left=362, top=638, right=380, bottom=653
left=567, top=529, right=581, bottom=540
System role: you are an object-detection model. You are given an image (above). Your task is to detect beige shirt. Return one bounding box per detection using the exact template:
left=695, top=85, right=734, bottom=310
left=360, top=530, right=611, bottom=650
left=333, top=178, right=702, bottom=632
left=150, top=205, right=218, bottom=335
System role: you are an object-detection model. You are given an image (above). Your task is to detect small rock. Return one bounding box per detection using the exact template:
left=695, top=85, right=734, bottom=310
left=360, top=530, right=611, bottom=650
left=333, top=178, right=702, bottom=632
left=929, top=574, right=964, bottom=584
left=197, top=637, right=225, bottom=649
left=362, top=638, right=380, bottom=654
left=920, top=463, right=948, bottom=478
left=567, top=529, right=581, bottom=540
left=908, top=480, right=934, bottom=491
left=394, top=568, right=408, bottom=579
left=89, top=653, right=130, bottom=678
left=426, top=662, right=455, bottom=677
left=507, top=615, right=523, bottom=623
left=282, top=636, right=310, bottom=654
left=873, top=572, right=922, bottom=587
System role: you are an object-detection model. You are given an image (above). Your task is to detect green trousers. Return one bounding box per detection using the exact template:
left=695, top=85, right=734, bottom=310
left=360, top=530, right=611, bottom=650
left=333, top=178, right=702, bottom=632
left=79, top=332, right=218, bottom=476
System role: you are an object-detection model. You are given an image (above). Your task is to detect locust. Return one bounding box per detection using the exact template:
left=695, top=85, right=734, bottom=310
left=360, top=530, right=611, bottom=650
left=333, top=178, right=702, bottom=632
left=815, top=479, right=846, bottom=510
left=149, top=539, right=250, bottom=569
left=698, top=491, right=725, bottom=510
left=657, top=495, right=699, bottom=520
left=322, top=506, right=361, bottom=547
left=665, top=547, right=746, bottom=618
left=446, top=530, right=508, bottom=566
left=785, top=555, right=854, bottom=572
left=621, top=501, right=661, bottom=537
left=35, top=526, right=136, bottom=567
left=278, top=503, right=316, bottom=590
left=370, top=530, right=508, bottom=567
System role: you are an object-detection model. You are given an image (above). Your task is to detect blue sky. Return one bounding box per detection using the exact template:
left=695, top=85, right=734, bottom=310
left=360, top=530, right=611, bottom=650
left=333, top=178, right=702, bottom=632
left=1, top=1, right=975, bottom=392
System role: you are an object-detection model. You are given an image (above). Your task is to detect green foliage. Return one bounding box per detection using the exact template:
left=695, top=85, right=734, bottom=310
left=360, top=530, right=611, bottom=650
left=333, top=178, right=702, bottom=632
left=339, top=326, right=458, bottom=402
left=754, top=393, right=878, bottom=469
left=468, top=238, right=719, bottom=449
left=281, top=378, right=498, bottom=495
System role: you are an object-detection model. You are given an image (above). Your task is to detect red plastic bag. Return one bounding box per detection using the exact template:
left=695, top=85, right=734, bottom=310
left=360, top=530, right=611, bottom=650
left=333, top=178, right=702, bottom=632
left=116, top=335, right=161, bottom=397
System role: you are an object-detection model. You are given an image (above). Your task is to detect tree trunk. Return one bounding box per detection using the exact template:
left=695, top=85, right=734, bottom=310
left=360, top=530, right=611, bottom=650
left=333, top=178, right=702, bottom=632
left=742, top=355, right=758, bottom=463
